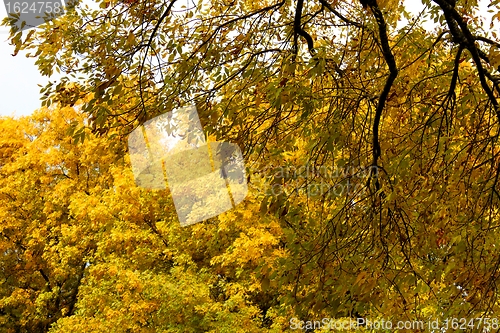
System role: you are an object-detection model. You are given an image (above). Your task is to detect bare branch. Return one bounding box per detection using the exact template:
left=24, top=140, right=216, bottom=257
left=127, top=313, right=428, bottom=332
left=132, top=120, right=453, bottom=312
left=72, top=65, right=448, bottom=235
left=367, top=1, right=398, bottom=186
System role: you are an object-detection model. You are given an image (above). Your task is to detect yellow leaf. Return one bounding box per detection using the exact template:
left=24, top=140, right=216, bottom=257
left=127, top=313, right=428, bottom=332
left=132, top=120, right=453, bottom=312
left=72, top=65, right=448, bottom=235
left=489, top=45, right=500, bottom=68
left=126, top=31, right=135, bottom=46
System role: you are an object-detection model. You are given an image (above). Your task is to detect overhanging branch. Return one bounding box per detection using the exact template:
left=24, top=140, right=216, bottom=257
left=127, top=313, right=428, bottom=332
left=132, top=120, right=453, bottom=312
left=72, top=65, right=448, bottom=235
left=318, top=0, right=363, bottom=28
left=138, top=0, right=178, bottom=117
left=367, top=1, right=398, bottom=186
left=293, top=0, right=315, bottom=56
left=431, top=0, right=500, bottom=121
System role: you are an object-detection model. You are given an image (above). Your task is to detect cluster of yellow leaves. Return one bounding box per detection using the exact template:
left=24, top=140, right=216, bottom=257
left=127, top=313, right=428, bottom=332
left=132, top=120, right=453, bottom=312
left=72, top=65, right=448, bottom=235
left=0, top=106, right=295, bottom=332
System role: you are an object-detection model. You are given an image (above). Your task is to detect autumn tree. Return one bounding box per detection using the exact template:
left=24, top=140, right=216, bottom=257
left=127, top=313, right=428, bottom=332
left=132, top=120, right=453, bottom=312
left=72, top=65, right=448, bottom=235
left=0, top=107, right=283, bottom=332
left=3, top=0, right=500, bottom=329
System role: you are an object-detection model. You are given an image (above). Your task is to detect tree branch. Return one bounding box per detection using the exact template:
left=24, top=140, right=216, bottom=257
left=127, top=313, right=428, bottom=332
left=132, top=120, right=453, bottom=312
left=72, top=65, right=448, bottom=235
left=431, top=0, right=499, bottom=121
left=318, top=0, right=363, bottom=28
left=367, top=1, right=398, bottom=188
left=293, top=0, right=315, bottom=56
left=138, top=0, right=178, bottom=117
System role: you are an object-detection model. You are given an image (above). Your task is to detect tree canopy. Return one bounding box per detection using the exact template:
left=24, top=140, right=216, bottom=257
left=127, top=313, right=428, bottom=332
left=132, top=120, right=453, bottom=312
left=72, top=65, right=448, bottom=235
left=2, top=0, right=500, bottom=331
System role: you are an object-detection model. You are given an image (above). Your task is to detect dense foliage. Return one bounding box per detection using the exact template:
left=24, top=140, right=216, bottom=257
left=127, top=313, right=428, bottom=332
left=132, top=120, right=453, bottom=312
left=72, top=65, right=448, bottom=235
left=2, top=0, right=500, bottom=331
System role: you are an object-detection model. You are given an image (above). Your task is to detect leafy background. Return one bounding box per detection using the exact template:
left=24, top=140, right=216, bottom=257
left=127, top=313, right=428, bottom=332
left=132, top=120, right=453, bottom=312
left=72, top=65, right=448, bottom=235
left=1, top=0, right=500, bottom=331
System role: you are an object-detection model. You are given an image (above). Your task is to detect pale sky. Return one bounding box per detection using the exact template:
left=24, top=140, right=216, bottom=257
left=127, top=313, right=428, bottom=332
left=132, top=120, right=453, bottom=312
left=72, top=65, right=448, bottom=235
left=0, top=1, right=495, bottom=118
left=0, top=20, right=54, bottom=118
